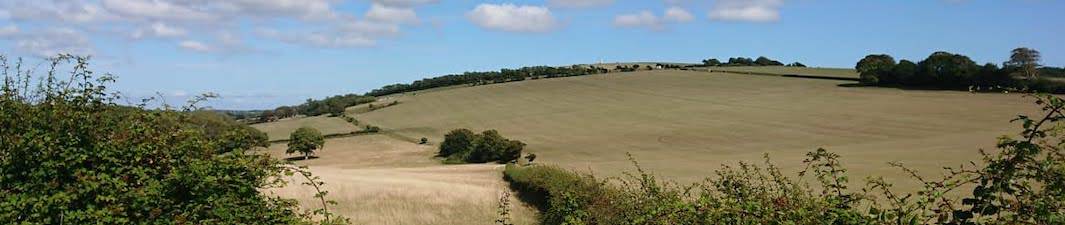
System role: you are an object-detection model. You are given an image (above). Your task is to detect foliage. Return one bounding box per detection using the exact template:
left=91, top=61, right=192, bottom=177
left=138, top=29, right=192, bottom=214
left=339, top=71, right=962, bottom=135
left=856, top=54, right=897, bottom=85
left=288, top=127, right=325, bottom=160
left=439, top=129, right=524, bottom=164
left=0, top=55, right=346, bottom=224
left=855, top=50, right=1055, bottom=92
left=289, top=94, right=375, bottom=117
left=1007, top=47, right=1041, bottom=79
left=365, top=66, right=606, bottom=97
left=787, top=62, right=807, bottom=67
left=503, top=94, right=1065, bottom=224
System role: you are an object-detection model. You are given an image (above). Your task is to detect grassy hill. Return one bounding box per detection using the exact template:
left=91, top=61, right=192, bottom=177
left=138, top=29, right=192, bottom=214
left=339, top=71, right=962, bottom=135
left=252, top=115, right=360, bottom=141
left=355, top=69, right=1036, bottom=189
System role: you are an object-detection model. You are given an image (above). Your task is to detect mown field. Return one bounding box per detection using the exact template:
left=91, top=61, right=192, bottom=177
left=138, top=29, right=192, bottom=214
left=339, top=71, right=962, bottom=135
left=696, top=66, right=859, bottom=79
left=354, top=70, right=1038, bottom=190
left=262, top=134, right=537, bottom=225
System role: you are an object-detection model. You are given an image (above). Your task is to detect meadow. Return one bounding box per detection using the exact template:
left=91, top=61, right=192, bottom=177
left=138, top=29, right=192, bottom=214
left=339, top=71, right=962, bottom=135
left=353, top=69, right=1037, bottom=190
left=252, top=115, right=360, bottom=141
left=262, top=134, right=537, bottom=225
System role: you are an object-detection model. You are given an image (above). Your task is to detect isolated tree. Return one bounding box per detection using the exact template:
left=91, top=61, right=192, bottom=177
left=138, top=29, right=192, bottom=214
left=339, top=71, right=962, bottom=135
left=1007, top=47, right=1041, bottom=79
left=288, top=127, right=325, bottom=160
left=856, top=54, right=897, bottom=85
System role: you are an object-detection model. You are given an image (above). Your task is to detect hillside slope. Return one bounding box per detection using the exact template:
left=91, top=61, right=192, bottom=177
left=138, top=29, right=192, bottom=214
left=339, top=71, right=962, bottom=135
left=357, top=70, right=1037, bottom=188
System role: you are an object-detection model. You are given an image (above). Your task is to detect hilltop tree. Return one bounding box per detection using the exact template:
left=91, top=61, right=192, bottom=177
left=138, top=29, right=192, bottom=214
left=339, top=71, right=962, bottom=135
left=917, top=51, right=979, bottom=87
left=892, top=60, right=918, bottom=85
left=856, top=54, right=897, bottom=85
left=288, top=127, right=325, bottom=160
left=1007, top=47, right=1041, bottom=79
left=754, top=56, right=784, bottom=66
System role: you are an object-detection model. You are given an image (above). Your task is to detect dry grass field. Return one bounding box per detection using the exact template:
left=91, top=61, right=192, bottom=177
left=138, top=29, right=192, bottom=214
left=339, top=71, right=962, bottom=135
left=261, top=134, right=537, bottom=225
left=357, top=70, right=1039, bottom=190
left=699, top=66, right=859, bottom=79
left=252, top=115, right=360, bottom=141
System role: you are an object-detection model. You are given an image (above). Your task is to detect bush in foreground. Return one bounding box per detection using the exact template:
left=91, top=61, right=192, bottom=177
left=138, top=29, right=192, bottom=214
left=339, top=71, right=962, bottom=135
left=504, top=94, right=1065, bottom=225
left=0, top=55, right=346, bottom=224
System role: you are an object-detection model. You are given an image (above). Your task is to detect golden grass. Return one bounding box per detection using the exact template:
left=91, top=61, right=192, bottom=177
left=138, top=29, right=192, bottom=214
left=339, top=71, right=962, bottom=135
left=262, top=135, right=537, bottom=225
left=357, top=70, right=1039, bottom=191
left=252, top=115, right=360, bottom=141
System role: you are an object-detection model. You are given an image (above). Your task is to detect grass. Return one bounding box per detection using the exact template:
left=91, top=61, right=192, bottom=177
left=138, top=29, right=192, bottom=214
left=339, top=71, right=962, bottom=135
left=356, top=70, right=1039, bottom=191
left=252, top=115, right=361, bottom=141
left=261, top=134, right=537, bottom=225
left=696, top=66, right=859, bottom=79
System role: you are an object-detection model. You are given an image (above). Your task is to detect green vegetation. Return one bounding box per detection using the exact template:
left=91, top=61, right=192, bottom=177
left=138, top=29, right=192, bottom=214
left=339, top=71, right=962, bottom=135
left=366, top=66, right=608, bottom=97
left=439, top=129, right=525, bottom=164
left=505, top=95, right=1065, bottom=224
left=288, top=127, right=326, bottom=160
left=700, top=56, right=799, bottom=67
left=0, top=55, right=346, bottom=224
left=856, top=48, right=1065, bottom=93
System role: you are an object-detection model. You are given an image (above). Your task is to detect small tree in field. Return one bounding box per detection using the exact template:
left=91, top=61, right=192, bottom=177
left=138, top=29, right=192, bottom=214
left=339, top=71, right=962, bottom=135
left=288, top=127, right=325, bottom=160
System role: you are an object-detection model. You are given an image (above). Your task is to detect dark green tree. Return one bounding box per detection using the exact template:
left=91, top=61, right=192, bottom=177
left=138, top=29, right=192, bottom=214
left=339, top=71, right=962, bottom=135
left=856, top=54, right=897, bottom=85
left=439, top=128, right=477, bottom=157
left=916, top=51, right=979, bottom=87
left=288, top=127, right=325, bottom=160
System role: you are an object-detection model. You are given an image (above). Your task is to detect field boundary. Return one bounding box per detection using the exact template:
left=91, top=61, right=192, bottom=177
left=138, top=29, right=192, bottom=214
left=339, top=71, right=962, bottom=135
left=706, top=69, right=860, bottom=81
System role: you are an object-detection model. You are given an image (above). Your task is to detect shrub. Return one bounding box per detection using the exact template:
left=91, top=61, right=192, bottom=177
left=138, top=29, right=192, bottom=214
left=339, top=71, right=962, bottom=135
left=419, top=137, right=428, bottom=145
left=856, top=54, right=897, bottom=85
left=439, top=129, right=524, bottom=164
left=0, top=55, right=345, bottom=224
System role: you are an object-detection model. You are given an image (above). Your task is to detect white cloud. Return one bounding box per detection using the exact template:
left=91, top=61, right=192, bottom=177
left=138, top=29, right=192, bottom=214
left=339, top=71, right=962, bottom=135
left=131, top=22, right=187, bottom=39
left=467, top=4, right=558, bottom=33
left=258, top=27, right=378, bottom=48
left=179, top=40, right=211, bottom=52
left=663, top=7, right=694, bottom=23
left=11, top=28, right=93, bottom=57
left=370, top=0, right=439, bottom=8
left=0, top=25, right=18, bottom=37
left=614, top=7, right=693, bottom=31
left=547, top=0, right=614, bottom=8
left=614, top=11, right=661, bottom=30
left=100, top=0, right=217, bottom=22
left=365, top=3, right=419, bottom=24
left=708, top=0, right=784, bottom=22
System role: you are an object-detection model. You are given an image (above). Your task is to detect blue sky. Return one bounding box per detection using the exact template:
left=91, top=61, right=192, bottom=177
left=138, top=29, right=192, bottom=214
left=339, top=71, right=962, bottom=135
left=1, top=0, right=1062, bottom=109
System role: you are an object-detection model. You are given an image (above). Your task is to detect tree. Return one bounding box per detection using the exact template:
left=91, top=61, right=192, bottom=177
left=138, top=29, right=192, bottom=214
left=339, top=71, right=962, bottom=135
left=440, top=128, right=477, bottom=157
left=274, top=106, right=296, bottom=118
left=892, top=60, right=918, bottom=85
left=525, top=153, right=537, bottom=163
left=259, top=110, right=276, bottom=123
left=916, top=51, right=979, bottom=87
left=702, top=58, right=722, bottom=66
left=288, top=127, right=325, bottom=160
left=786, top=62, right=806, bottom=67
left=855, top=54, right=896, bottom=85
left=1007, top=47, right=1041, bottom=79
left=754, top=56, right=784, bottom=66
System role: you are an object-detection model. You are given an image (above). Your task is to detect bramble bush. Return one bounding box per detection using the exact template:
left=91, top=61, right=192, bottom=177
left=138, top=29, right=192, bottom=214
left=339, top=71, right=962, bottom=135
left=504, top=94, right=1065, bottom=224
left=0, top=55, right=347, bottom=224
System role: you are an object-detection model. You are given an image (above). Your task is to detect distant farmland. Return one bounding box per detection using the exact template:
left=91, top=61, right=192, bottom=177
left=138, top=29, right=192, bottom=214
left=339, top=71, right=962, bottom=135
left=355, top=69, right=1037, bottom=190
left=252, top=115, right=359, bottom=141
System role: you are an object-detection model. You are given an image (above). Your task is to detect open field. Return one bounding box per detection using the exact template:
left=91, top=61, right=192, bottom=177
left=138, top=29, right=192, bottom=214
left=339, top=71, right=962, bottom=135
left=356, top=70, right=1040, bottom=191
left=695, top=66, right=859, bottom=79
left=252, top=115, right=360, bottom=141
left=262, top=134, right=537, bottom=225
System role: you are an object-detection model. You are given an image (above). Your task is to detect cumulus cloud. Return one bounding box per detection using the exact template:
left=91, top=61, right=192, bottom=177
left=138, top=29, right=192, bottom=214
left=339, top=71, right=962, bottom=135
left=614, top=11, right=661, bottom=29
left=547, top=0, right=615, bottom=8
left=0, top=25, right=18, bottom=37
left=467, top=4, right=558, bottom=33
left=179, top=40, right=211, bottom=52
left=708, top=0, right=784, bottom=22
left=663, top=7, right=694, bottom=23
left=614, top=7, right=693, bottom=31
left=366, top=3, right=419, bottom=24
left=131, top=22, right=187, bottom=39
left=370, top=0, right=439, bottom=8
